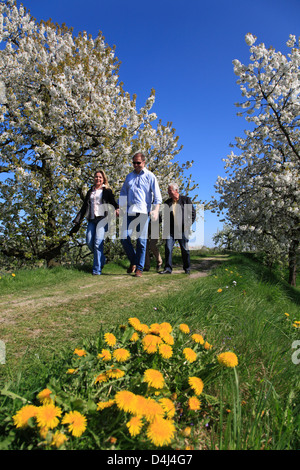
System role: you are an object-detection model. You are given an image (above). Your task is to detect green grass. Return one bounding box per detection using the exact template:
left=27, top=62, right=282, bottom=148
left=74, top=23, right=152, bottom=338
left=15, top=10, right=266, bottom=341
left=0, top=252, right=299, bottom=450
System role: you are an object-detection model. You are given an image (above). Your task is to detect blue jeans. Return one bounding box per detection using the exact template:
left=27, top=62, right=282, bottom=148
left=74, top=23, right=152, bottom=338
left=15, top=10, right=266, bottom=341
left=121, top=213, right=149, bottom=271
left=86, top=218, right=107, bottom=275
left=164, top=233, right=191, bottom=272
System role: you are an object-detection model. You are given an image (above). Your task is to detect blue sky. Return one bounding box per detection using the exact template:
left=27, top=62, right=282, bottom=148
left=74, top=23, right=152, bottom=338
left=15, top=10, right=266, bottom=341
left=13, top=0, right=300, bottom=245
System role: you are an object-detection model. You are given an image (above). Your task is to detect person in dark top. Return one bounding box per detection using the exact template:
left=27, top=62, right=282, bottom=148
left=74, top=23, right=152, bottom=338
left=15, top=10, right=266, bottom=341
left=73, top=169, right=119, bottom=275
left=159, top=182, right=196, bottom=275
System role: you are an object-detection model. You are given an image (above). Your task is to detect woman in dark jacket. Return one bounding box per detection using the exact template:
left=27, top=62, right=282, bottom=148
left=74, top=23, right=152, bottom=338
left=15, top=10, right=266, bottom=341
left=73, top=170, right=119, bottom=275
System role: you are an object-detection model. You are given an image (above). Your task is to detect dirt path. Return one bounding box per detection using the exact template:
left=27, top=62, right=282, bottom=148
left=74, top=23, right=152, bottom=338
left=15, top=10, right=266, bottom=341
left=0, top=257, right=227, bottom=321
left=0, top=256, right=229, bottom=374
left=173, top=257, right=225, bottom=278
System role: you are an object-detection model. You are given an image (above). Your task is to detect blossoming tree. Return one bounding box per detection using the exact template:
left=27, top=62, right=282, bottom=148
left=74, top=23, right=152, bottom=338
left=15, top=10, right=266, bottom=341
left=215, top=33, right=300, bottom=285
left=0, top=1, right=194, bottom=266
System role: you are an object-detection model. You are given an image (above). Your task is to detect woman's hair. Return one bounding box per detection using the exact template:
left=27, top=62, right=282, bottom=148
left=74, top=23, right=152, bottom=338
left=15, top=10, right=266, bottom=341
left=94, top=169, right=110, bottom=188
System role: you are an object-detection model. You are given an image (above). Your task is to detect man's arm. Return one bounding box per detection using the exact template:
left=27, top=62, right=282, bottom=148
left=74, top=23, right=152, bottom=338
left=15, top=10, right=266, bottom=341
left=150, top=204, right=160, bottom=221
left=150, top=175, right=162, bottom=221
left=188, top=197, right=196, bottom=224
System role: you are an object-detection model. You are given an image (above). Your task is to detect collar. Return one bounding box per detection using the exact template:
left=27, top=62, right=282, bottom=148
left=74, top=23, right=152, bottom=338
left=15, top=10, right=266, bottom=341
left=133, top=167, right=146, bottom=175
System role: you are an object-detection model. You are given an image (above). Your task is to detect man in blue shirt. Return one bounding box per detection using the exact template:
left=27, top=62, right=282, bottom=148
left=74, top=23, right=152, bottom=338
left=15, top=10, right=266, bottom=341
left=119, top=153, right=162, bottom=277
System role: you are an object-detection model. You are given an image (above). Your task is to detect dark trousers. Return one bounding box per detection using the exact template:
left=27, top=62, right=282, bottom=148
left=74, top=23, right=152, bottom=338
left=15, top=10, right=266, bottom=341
left=164, top=233, right=190, bottom=272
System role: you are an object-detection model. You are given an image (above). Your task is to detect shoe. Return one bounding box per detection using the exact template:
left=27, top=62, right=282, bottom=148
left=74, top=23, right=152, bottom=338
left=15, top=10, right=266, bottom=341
left=127, top=264, right=136, bottom=273
left=185, top=269, right=191, bottom=275
left=158, top=269, right=171, bottom=274
left=143, top=268, right=150, bottom=272
left=134, top=269, right=143, bottom=277
left=156, top=264, right=163, bottom=272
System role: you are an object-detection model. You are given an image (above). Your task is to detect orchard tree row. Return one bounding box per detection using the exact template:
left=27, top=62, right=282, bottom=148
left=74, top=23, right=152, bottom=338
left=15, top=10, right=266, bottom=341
left=0, top=1, right=196, bottom=267
left=214, top=33, right=300, bottom=286
left=0, top=2, right=299, bottom=286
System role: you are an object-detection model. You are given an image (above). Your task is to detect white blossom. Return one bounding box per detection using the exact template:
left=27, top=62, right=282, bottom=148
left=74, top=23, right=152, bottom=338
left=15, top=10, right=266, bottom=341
left=245, top=33, right=257, bottom=46
left=214, top=33, right=300, bottom=285
left=0, top=3, right=195, bottom=265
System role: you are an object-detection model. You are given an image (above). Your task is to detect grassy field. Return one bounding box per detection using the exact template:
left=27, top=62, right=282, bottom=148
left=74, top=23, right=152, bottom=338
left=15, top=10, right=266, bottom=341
left=0, top=251, right=299, bottom=450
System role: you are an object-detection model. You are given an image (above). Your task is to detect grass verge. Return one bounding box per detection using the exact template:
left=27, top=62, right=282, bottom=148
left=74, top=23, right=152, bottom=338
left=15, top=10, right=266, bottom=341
left=0, top=252, right=299, bottom=450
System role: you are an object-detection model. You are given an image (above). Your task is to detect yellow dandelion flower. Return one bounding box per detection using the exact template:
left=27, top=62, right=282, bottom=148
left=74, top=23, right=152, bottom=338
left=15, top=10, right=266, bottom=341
left=115, top=390, right=137, bottom=413
left=284, top=312, right=289, bottom=317
left=126, top=416, right=143, bottom=437
left=188, top=396, right=201, bottom=411
left=128, top=317, right=141, bottom=329
left=143, top=369, right=165, bottom=389
left=146, top=344, right=159, bottom=354
left=39, top=426, right=49, bottom=439
left=12, top=273, right=16, bottom=277
left=149, top=323, right=161, bottom=334
left=98, top=349, right=112, bottom=361
left=66, top=368, right=77, bottom=374
left=13, top=405, right=38, bottom=429
left=97, top=399, right=115, bottom=411
left=217, top=351, right=238, bottom=368
left=142, top=334, right=162, bottom=354
left=104, top=333, right=117, bottom=347
left=158, top=343, right=173, bottom=359
left=94, top=372, right=108, bottom=384
left=183, top=348, right=197, bottom=363
left=179, top=323, right=190, bottom=334
left=140, top=397, right=165, bottom=422
left=159, top=398, right=176, bottom=418
left=143, top=334, right=163, bottom=346
left=159, top=322, right=173, bottom=333
left=188, top=377, right=204, bottom=395
left=204, top=341, right=212, bottom=350
left=182, top=426, right=192, bottom=437
left=51, top=431, right=68, bottom=448
left=123, top=394, right=143, bottom=416
left=130, top=332, right=139, bottom=342
left=124, top=394, right=145, bottom=417
left=293, top=322, right=300, bottom=328
left=106, top=368, right=125, bottom=379
left=36, top=403, right=62, bottom=429
left=113, top=348, right=131, bottom=362
left=159, top=331, right=174, bottom=345
left=37, top=388, right=53, bottom=405
left=191, top=333, right=204, bottom=345
left=73, top=348, right=87, bottom=357
left=135, top=323, right=150, bottom=334
left=217, top=288, right=222, bottom=293
left=146, top=416, right=176, bottom=447
left=62, top=410, right=87, bottom=437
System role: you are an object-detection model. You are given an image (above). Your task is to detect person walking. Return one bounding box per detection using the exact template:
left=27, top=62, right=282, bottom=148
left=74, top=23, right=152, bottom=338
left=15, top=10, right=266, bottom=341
left=73, top=170, right=119, bottom=275
left=144, top=219, right=163, bottom=272
left=119, top=152, right=162, bottom=277
left=159, top=182, right=196, bottom=275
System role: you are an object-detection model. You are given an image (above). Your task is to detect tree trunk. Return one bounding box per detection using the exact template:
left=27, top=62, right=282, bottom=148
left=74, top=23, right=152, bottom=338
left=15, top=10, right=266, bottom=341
left=288, top=240, right=299, bottom=286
